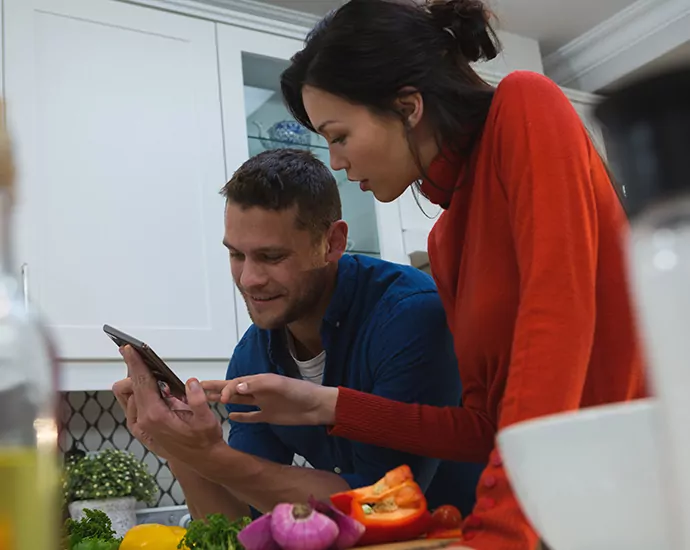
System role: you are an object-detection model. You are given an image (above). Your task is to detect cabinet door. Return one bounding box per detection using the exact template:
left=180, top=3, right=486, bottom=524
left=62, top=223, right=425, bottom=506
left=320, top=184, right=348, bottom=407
left=5, top=0, right=237, bottom=360
left=216, top=24, right=407, bottom=336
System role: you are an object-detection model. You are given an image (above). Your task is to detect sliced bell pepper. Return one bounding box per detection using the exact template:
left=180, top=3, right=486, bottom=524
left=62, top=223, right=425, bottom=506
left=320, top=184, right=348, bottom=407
left=330, top=466, right=432, bottom=546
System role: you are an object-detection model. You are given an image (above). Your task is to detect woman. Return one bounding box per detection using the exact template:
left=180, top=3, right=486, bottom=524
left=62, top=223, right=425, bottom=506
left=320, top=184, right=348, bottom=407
left=206, top=0, right=646, bottom=547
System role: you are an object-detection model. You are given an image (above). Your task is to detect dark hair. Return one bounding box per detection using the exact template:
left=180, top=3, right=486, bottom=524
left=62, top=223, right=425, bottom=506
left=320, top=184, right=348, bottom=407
left=220, top=148, right=342, bottom=234
left=281, top=0, right=501, bottom=157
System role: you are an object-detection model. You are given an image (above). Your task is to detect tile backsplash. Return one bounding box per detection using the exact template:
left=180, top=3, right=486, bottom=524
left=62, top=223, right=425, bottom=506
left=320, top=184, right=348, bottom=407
left=59, top=391, right=230, bottom=507
left=59, top=391, right=310, bottom=508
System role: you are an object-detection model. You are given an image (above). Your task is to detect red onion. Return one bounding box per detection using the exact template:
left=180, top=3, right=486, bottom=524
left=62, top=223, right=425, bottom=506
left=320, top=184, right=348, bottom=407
left=308, top=496, right=366, bottom=549
left=270, top=503, right=338, bottom=550
left=237, top=513, right=281, bottom=550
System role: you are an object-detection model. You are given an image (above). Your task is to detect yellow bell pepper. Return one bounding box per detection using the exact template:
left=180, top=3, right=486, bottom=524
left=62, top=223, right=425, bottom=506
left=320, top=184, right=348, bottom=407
left=120, top=523, right=187, bottom=549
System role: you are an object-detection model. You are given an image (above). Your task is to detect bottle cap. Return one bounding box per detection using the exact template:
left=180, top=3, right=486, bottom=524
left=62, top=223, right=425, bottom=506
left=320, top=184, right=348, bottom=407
left=595, top=68, right=690, bottom=220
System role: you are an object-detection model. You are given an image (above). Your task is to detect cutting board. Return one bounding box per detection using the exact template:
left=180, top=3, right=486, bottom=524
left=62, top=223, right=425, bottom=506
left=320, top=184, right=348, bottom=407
left=359, top=539, right=467, bottom=549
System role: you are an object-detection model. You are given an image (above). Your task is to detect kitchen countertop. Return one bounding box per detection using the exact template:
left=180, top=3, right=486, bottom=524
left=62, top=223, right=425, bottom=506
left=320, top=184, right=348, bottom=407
left=360, top=540, right=466, bottom=549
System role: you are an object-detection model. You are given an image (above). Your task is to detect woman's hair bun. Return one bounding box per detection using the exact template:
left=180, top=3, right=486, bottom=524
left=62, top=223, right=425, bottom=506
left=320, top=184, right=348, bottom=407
left=426, top=0, right=500, bottom=63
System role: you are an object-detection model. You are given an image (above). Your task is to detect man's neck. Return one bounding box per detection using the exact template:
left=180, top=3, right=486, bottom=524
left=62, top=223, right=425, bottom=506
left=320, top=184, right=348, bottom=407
left=287, top=264, right=338, bottom=361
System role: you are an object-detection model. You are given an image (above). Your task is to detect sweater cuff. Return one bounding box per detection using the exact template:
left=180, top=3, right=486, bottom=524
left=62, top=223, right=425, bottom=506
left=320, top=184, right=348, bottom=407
left=327, top=386, right=389, bottom=441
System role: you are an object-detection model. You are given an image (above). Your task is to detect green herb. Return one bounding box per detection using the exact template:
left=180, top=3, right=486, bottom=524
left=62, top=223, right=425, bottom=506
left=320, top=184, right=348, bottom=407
left=179, top=513, right=252, bottom=550
left=64, top=508, right=122, bottom=550
left=72, top=539, right=121, bottom=550
left=61, top=449, right=157, bottom=505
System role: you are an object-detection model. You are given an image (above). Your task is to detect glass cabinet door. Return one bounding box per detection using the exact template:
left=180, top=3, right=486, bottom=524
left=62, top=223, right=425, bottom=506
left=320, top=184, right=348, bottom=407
left=217, top=24, right=406, bottom=335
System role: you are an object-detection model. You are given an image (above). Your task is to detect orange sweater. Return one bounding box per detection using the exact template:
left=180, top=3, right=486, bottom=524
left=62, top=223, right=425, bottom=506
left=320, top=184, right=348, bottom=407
left=330, top=71, right=647, bottom=549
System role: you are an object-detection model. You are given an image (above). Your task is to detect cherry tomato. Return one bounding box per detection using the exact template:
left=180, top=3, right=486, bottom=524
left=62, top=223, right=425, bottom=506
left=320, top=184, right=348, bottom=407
left=430, top=505, right=463, bottom=531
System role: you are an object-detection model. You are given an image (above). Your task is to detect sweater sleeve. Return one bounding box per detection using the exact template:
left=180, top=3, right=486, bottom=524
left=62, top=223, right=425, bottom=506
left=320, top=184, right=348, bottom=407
left=331, top=386, right=495, bottom=463
left=462, top=72, right=599, bottom=550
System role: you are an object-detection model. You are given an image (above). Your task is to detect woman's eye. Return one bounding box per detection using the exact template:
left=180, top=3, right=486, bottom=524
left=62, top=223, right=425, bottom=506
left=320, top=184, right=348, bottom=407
left=330, top=136, right=346, bottom=145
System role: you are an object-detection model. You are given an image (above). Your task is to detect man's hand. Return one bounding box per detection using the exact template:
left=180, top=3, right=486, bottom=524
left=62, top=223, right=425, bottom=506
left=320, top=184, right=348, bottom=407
left=115, top=346, right=225, bottom=463
left=202, top=374, right=338, bottom=426
left=112, top=376, right=169, bottom=457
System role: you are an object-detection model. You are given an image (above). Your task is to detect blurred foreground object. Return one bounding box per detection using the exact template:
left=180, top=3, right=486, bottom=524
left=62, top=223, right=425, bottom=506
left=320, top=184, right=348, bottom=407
left=0, top=100, right=62, bottom=549
left=596, top=66, right=690, bottom=549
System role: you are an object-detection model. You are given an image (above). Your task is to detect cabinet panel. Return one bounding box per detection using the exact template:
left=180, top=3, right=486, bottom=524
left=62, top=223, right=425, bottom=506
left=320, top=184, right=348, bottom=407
left=5, top=0, right=237, bottom=359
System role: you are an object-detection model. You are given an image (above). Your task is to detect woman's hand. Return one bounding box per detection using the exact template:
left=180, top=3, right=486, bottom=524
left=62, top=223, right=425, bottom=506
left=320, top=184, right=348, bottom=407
left=201, top=374, right=339, bottom=426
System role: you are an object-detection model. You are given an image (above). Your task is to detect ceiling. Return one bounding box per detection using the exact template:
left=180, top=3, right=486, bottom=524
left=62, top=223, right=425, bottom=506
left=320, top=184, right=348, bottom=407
left=489, top=0, right=638, bottom=55
left=249, top=0, right=638, bottom=54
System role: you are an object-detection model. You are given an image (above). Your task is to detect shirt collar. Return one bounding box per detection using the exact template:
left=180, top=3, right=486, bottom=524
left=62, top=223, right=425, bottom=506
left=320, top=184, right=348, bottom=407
left=420, top=147, right=467, bottom=207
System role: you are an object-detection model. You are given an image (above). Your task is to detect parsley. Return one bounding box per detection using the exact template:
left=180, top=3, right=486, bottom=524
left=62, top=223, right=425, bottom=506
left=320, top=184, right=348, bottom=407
left=178, top=514, right=251, bottom=550
left=63, top=509, right=122, bottom=550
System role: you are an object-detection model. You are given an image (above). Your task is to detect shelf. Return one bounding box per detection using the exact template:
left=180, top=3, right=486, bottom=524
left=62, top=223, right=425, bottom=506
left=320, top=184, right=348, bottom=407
left=246, top=132, right=381, bottom=258
left=247, top=134, right=328, bottom=151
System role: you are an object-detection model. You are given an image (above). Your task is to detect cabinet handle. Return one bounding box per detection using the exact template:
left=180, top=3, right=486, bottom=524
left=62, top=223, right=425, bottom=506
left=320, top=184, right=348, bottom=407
left=20, top=263, right=29, bottom=309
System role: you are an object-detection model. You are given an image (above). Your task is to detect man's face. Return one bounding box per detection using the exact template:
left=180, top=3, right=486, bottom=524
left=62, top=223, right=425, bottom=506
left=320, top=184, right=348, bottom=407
left=223, top=202, right=333, bottom=330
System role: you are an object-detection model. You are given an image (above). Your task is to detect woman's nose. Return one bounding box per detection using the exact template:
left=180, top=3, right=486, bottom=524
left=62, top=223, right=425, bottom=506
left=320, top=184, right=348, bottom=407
left=329, top=150, right=349, bottom=172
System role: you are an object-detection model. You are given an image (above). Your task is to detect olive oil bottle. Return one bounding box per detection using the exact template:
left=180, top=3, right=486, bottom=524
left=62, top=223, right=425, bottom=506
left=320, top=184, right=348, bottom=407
left=0, top=102, right=60, bottom=550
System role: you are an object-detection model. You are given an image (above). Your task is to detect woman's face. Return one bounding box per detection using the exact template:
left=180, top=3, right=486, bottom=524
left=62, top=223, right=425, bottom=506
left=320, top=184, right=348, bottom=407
left=302, top=85, right=433, bottom=203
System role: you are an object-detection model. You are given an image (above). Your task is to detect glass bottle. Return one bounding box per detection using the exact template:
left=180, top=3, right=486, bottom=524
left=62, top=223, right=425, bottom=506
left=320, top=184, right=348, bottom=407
left=596, top=67, right=690, bottom=548
left=0, top=104, right=61, bottom=549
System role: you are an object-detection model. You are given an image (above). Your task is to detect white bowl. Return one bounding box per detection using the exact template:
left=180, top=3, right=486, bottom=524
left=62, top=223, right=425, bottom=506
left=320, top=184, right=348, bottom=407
left=497, top=398, right=671, bottom=550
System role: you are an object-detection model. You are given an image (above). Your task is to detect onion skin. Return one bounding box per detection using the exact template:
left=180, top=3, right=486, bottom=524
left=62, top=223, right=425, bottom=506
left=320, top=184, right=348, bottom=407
left=270, top=503, right=339, bottom=550
left=309, top=497, right=366, bottom=549
left=237, top=513, right=281, bottom=550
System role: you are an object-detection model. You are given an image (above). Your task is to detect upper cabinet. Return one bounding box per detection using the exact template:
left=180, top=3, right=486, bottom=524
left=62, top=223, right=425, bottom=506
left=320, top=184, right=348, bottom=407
left=4, top=0, right=238, bottom=361
left=215, top=24, right=407, bottom=336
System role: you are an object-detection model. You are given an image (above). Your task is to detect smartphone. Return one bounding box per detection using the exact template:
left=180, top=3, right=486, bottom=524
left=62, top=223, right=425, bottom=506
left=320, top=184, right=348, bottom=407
left=103, top=324, right=187, bottom=400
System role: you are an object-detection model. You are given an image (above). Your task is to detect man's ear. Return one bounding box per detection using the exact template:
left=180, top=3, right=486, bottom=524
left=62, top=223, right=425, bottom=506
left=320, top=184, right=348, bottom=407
left=394, top=87, right=424, bottom=129
left=325, top=220, right=348, bottom=262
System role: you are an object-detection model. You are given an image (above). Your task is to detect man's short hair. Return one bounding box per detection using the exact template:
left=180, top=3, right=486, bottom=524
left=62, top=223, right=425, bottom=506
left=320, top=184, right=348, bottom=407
left=221, top=148, right=342, bottom=234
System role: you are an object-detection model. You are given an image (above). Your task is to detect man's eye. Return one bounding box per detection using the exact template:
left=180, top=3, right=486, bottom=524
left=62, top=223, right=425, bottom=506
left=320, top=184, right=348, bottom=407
left=263, top=255, right=285, bottom=263
left=229, top=252, right=244, bottom=260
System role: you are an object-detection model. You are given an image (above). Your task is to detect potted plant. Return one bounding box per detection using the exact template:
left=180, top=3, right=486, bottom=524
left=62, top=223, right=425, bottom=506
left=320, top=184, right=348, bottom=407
left=62, top=448, right=157, bottom=538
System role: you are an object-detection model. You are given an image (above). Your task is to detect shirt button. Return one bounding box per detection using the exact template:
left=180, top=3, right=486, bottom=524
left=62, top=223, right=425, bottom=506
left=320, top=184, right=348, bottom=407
left=491, top=453, right=503, bottom=467
left=335, top=321, right=341, bottom=328
left=483, top=475, right=497, bottom=488
left=334, top=466, right=341, bottom=474
left=465, top=514, right=483, bottom=529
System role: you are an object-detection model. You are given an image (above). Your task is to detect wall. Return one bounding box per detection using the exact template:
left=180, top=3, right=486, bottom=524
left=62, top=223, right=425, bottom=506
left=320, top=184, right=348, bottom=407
left=477, top=30, right=545, bottom=77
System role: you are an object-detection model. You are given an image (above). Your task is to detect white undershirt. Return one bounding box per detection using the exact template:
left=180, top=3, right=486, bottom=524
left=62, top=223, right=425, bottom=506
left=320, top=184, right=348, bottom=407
left=285, top=330, right=326, bottom=385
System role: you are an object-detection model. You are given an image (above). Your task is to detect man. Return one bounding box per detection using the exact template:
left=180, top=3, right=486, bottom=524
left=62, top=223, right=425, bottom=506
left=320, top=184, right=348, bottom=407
left=114, top=148, right=483, bottom=521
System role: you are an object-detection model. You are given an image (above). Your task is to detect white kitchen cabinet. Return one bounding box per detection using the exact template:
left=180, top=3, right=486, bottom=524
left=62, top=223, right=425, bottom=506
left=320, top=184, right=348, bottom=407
left=215, top=23, right=407, bottom=336
left=4, top=0, right=238, bottom=363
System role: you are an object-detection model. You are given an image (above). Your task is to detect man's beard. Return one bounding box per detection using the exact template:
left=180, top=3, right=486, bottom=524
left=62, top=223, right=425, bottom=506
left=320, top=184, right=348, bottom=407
left=243, top=265, right=330, bottom=330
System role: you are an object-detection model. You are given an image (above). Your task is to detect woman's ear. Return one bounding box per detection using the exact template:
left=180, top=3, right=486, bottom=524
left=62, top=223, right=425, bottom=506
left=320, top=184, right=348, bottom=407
left=325, top=220, right=348, bottom=262
left=394, top=87, right=424, bottom=129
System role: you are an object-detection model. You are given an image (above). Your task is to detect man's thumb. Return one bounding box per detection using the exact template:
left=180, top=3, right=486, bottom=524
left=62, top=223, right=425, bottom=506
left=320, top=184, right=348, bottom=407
left=186, top=378, right=208, bottom=409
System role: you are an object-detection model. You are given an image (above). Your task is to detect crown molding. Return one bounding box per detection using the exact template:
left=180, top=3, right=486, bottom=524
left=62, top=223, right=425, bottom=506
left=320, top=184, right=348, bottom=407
left=543, top=0, right=690, bottom=92
left=121, top=0, right=318, bottom=38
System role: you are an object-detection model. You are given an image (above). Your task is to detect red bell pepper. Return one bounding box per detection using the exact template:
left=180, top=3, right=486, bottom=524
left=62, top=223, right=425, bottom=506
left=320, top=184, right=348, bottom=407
left=330, top=466, right=432, bottom=546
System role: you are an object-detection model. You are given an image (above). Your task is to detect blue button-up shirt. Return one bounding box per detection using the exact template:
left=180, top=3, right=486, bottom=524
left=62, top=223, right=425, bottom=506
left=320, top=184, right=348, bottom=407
left=226, top=254, right=484, bottom=515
